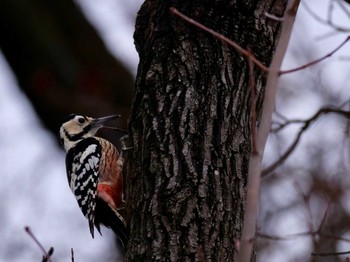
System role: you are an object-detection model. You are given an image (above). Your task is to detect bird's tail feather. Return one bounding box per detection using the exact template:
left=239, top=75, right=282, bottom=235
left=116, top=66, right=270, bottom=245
left=94, top=198, right=128, bottom=252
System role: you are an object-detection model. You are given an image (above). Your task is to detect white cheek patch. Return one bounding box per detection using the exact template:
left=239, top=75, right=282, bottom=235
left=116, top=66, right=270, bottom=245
left=66, top=121, right=82, bottom=134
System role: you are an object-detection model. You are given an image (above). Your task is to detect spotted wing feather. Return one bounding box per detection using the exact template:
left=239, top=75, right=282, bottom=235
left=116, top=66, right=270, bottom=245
left=65, top=137, right=102, bottom=238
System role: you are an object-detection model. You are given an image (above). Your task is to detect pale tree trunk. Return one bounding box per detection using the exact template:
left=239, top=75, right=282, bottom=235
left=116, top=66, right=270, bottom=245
left=126, top=0, right=287, bottom=261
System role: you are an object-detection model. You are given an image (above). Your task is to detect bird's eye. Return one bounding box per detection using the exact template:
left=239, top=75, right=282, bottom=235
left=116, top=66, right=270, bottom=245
left=78, top=118, right=86, bottom=124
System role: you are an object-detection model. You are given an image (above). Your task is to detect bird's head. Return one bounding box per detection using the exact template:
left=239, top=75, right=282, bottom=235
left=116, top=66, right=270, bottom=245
left=59, top=114, right=120, bottom=151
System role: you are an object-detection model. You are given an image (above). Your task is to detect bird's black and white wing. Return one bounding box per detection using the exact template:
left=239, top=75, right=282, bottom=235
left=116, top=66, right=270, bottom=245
left=65, top=137, right=102, bottom=237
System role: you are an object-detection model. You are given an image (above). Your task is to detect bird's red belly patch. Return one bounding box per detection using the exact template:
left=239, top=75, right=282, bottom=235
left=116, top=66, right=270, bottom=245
left=97, top=183, right=121, bottom=209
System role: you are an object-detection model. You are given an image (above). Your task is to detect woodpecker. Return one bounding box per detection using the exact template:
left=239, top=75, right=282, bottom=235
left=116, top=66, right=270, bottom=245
left=59, top=114, right=127, bottom=250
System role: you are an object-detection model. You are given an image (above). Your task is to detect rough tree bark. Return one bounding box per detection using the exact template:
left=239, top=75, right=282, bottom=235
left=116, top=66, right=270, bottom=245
left=126, top=0, right=287, bottom=261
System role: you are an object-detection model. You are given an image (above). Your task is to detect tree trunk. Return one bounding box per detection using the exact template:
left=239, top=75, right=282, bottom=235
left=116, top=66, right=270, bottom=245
left=126, top=0, right=287, bottom=261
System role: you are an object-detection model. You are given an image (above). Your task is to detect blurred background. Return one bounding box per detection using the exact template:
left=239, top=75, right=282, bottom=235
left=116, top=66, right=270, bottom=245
left=0, top=0, right=349, bottom=261
left=0, top=0, right=141, bottom=261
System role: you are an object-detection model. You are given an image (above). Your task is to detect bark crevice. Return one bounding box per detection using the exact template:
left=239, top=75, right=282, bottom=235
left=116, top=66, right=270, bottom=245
left=127, top=1, right=287, bottom=261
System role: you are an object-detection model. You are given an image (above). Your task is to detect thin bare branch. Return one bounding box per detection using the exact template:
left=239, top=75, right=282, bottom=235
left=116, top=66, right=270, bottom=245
left=295, top=181, right=320, bottom=252
left=312, top=250, right=350, bottom=257
left=336, top=0, right=350, bottom=18
left=271, top=118, right=305, bottom=132
left=257, top=231, right=313, bottom=240
left=317, top=201, right=332, bottom=233
left=169, top=3, right=349, bottom=261
left=327, top=0, right=336, bottom=25
left=170, top=7, right=269, bottom=72
left=170, top=7, right=349, bottom=79
left=263, top=121, right=308, bottom=176
left=318, top=233, right=350, bottom=243
left=292, top=180, right=320, bottom=252
left=259, top=199, right=350, bottom=246
left=248, top=56, right=258, bottom=154
left=280, top=36, right=350, bottom=74
left=264, top=12, right=284, bottom=21
left=43, top=248, right=54, bottom=262
left=258, top=231, right=350, bottom=242
left=302, top=1, right=350, bottom=32
left=239, top=0, right=301, bottom=261
left=262, top=108, right=350, bottom=177
left=24, top=226, right=53, bottom=262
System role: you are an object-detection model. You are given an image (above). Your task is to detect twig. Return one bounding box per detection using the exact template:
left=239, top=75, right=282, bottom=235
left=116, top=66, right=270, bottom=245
left=302, top=1, right=350, bottom=32
left=259, top=199, right=350, bottom=245
left=280, top=36, right=350, bottom=74
left=24, top=226, right=53, bottom=262
left=311, top=250, right=350, bottom=257
left=317, top=201, right=331, bottom=233
left=170, top=2, right=348, bottom=261
left=263, top=119, right=308, bottom=176
left=43, top=248, right=54, bottom=262
left=264, top=12, right=284, bottom=22
left=238, top=0, right=301, bottom=261
left=335, top=0, right=350, bottom=18
left=318, top=233, right=350, bottom=243
left=258, top=231, right=350, bottom=243
left=248, top=56, right=258, bottom=154
left=327, top=0, right=335, bottom=25
left=274, top=110, right=289, bottom=121
left=169, top=7, right=269, bottom=72
left=271, top=118, right=305, bottom=132
left=294, top=181, right=320, bottom=253
left=258, top=231, right=313, bottom=241
left=170, top=7, right=349, bottom=78
left=262, top=108, right=350, bottom=176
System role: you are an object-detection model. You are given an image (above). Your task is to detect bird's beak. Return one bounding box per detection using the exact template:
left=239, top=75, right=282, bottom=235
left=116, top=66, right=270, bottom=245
left=92, top=114, right=121, bottom=130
